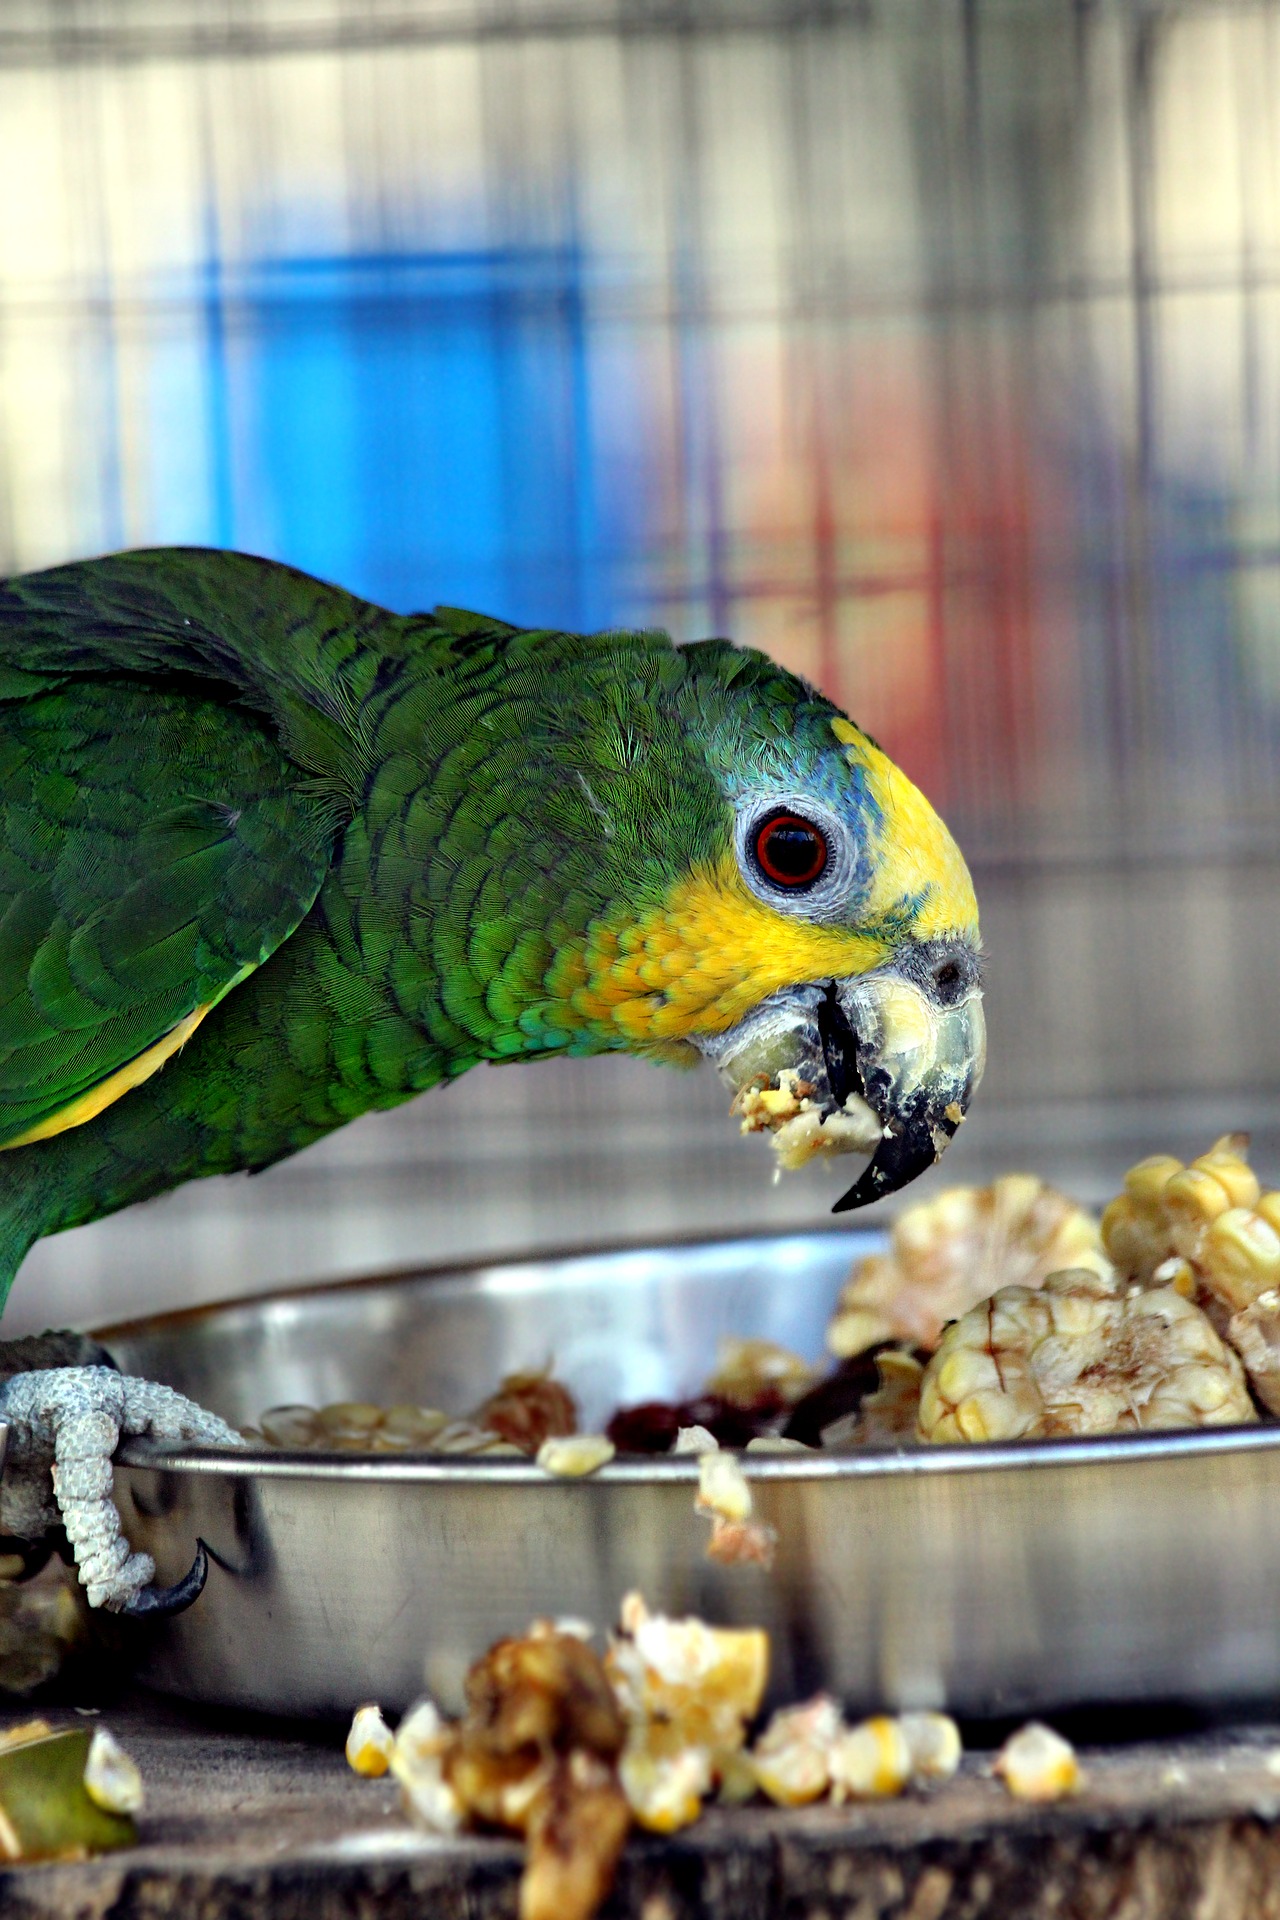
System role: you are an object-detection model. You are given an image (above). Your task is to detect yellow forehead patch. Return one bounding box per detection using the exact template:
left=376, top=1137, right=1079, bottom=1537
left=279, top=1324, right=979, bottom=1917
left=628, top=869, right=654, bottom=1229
left=830, top=718, right=979, bottom=940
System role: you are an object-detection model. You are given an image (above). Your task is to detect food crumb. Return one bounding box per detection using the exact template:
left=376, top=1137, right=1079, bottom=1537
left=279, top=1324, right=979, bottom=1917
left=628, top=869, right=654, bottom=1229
left=696, top=1450, right=753, bottom=1524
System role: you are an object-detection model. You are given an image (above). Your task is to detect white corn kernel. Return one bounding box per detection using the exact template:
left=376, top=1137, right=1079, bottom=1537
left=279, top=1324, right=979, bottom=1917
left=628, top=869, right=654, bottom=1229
left=751, top=1696, right=843, bottom=1805
left=83, top=1726, right=145, bottom=1814
left=900, top=1712, right=962, bottom=1784
left=535, top=1434, right=615, bottom=1477
left=994, top=1722, right=1083, bottom=1801
left=345, top=1703, right=395, bottom=1777
left=696, top=1450, right=753, bottom=1524
left=389, top=1698, right=463, bottom=1833
left=618, top=1742, right=710, bottom=1834
left=829, top=1715, right=912, bottom=1800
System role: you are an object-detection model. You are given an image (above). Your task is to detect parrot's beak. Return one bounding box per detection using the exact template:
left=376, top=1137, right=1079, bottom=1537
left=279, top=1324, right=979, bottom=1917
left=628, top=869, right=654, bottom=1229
left=695, top=938, right=985, bottom=1212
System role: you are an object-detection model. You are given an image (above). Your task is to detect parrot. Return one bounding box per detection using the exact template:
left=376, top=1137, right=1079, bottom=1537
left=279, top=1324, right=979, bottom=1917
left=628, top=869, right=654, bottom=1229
left=0, top=548, right=984, bottom=1615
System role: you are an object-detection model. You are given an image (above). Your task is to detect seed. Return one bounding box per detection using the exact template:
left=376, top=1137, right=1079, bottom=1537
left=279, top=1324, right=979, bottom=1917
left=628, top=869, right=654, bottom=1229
left=258, top=1404, right=321, bottom=1449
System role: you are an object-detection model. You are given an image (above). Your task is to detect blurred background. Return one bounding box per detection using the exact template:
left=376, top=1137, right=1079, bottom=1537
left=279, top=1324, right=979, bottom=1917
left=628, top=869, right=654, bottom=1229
left=3, top=0, right=1280, bottom=1332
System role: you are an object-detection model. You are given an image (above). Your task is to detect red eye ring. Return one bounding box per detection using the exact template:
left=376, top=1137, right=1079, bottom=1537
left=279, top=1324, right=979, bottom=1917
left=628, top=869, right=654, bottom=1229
left=753, top=811, right=829, bottom=889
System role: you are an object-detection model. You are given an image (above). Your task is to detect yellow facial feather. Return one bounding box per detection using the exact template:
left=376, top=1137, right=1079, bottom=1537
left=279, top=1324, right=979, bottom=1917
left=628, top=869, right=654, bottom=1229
left=550, top=854, right=883, bottom=1044
left=546, top=722, right=978, bottom=1050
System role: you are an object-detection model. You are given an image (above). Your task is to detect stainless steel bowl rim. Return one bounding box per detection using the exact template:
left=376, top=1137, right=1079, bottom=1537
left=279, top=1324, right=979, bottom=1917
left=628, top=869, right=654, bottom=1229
left=118, top=1418, right=1280, bottom=1479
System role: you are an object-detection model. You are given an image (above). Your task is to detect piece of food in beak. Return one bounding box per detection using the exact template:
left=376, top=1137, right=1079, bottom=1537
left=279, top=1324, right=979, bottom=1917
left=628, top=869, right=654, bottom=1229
left=733, top=1069, right=883, bottom=1174
left=827, top=1175, right=1111, bottom=1360
left=701, top=944, right=985, bottom=1212
left=917, top=1271, right=1256, bottom=1444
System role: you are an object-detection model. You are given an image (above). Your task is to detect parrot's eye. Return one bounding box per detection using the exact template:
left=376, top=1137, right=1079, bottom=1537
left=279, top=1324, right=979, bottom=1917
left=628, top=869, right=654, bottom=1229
left=752, top=811, right=829, bottom=890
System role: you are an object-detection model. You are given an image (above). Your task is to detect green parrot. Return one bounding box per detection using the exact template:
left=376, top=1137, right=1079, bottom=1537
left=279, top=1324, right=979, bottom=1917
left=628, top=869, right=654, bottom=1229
left=0, top=548, right=984, bottom=1613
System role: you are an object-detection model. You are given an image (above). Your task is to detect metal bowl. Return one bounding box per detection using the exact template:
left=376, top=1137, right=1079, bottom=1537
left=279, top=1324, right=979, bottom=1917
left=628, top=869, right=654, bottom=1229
left=98, top=1229, right=1280, bottom=1722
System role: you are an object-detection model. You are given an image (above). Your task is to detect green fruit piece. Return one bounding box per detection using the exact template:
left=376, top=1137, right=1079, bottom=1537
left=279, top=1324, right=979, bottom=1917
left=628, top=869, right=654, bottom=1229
left=0, top=1725, right=136, bottom=1860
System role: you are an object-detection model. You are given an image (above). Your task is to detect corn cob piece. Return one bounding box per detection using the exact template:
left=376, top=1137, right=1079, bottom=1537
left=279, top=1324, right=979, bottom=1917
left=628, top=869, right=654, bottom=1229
left=1104, top=1135, right=1280, bottom=1411
left=828, top=1175, right=1110, bottom=1360
left=917, top=1271, right=1256, bottom=1443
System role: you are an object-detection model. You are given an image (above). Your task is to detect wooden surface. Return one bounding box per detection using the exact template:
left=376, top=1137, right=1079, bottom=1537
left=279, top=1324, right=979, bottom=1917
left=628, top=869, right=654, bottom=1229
left=6, top=1693, right=1280, bottom=1918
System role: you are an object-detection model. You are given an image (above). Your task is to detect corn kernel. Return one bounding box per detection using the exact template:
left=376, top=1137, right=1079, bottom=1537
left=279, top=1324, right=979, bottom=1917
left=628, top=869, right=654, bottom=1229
left=258, top=1404, right=321, bottom=1449
left=1123, top=1155, right=1184, bottom=1209
left=994, top=1722, right=1083, bottom=1801
left=536, top=1434, right=616, bottom=1477
left=696, top=1450, right=753, bottom=1524
left=1193, top=1136, right=1260, bottom=1211
left=618, top=1742, right=709, bottom=1833
left=751, top=1697, right=843, bottom=1805
left=1201, top=1208, right=1280, bottom=1311
left=899, top=1712, right=962, bottom=1785
left=82, top=1728, right=144, bottom=1815
left=345, top=1703, right=395, bottom=1777
left=829, top=1715, right=912, bottom=1800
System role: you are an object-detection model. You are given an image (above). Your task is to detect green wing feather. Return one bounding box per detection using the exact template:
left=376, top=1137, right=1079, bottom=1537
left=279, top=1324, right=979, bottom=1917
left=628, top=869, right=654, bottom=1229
left=0, top=678, right=336, bottom=1148
left=0, top=554, right=361, bottom=1150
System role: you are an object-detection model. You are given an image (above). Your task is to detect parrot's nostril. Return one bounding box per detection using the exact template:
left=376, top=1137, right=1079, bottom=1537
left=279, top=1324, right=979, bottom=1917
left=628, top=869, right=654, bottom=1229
left=933, top=959, right=964, bottom=1001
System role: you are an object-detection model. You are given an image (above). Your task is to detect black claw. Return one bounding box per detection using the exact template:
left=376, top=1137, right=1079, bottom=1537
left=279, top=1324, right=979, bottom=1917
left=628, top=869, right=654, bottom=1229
left=120, top=1538, right=210, bottom=1619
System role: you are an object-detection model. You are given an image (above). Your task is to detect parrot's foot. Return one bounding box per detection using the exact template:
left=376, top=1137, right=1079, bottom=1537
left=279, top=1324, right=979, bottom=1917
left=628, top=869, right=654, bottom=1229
left=0, top=1354, right=244, bottom=1614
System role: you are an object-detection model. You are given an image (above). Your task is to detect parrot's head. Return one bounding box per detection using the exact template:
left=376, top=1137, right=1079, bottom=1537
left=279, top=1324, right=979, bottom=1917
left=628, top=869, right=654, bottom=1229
left=524, top=633, right=984, bottom=1211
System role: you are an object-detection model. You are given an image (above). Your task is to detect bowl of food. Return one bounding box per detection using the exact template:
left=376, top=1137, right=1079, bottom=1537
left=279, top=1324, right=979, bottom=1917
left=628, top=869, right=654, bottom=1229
left=98, top=1135, right=1280, bottom=1723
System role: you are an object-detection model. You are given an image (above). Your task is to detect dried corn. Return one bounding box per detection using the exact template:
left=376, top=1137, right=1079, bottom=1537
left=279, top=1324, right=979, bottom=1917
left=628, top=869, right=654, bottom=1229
left=917, top=1273, right=1256, bottom=1443
left=900, top=1712, right=963, bottom=1785
left=390, top=1699, right=462, bottom=1834
left=536, top=1434, right=616, bottom=1477
left=345, top=1703, right=395, bottom=1777
left=828, top=1175, right=1109, bottom=1360
left=994, top=1722, right=1083, bottom=1801
left=82, top=1728, right=144, bottom=1816
left=704, top=1337, right=820, bottom=1411
left=829, top=1715, right=912, bottom=1801
left=750, top=1696, right=843, bottom=1805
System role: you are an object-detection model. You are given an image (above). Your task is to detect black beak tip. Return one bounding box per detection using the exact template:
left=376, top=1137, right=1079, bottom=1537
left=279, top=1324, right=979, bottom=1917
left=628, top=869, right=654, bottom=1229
left=832, top=1098, right=967, bottom=1215
left=120, top=1538, right=210, bottom=1619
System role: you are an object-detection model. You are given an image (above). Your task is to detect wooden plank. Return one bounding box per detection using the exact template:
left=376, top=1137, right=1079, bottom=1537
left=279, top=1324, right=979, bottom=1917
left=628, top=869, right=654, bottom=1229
left=5, top=1695, right=1280, bottom=1918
